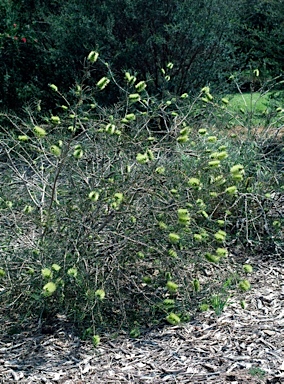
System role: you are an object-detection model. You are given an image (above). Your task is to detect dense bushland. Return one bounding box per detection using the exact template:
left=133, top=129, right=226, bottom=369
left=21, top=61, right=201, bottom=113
left=0, top=55, right=283, bottom=342
left=1, top=0, right=284, bottom=111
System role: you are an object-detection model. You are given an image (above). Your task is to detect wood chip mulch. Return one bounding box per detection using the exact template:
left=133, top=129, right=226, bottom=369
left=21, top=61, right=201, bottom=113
left=0, top=256, right=283, bottom=384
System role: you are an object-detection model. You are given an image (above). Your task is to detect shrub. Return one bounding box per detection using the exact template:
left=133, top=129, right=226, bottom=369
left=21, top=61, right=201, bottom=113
left=0, top=55, right=282, bottom=337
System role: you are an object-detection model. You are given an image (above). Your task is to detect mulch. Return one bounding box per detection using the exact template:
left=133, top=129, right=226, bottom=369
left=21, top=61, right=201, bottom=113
left=0, top=255, right=283, bottom=384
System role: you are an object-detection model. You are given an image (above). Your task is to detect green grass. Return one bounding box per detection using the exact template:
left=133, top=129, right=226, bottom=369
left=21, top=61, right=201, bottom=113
left=226, top=92, right=271, bottom=114
left=221, top=91, right=283, bottom=130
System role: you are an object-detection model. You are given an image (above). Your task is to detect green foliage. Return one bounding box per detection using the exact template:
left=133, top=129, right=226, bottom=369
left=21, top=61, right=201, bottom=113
left=0, top=0, right=242, bottom=111
left=0, top=55, right=282, bottom=335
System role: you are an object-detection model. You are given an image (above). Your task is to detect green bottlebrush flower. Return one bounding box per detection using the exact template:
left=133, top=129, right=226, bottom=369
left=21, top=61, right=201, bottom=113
left=196, top=199, right=206, bottom=209
left=273, top=220, right=281, bottom=228
left=216, top=248, right=228, bottom=257
left=210, top=192, right=218, bottom=197
left=50, top=145, right=61, bottom=157
left=208, top=160, right=220, bottom=168
left=201, top=86, right=210, bottom=93
left=214, top=230, right=226, bottom=242
left=92, top=335, right=100, bottom=347
left=158, top=221, right=167, bottom=230
left=207, top=136, right=218, bottom=143
left=193, top=234, right=203, bottom=241
left=253, top=69, right=259, bottom=77
left=199, top=303, right=209, bottom=312
left=43, top=282, right=57, bottom=296
left=210, top=151, right=228, bottom=160
left=168, top=233, right=180, bottom=244
left=177, top=134, right=189, bottom=143
left=61, top=105, right=68, bottom=110
left=243, top=264, right=253, bottom=273
left=205, top=253, right=220, bottom=263
left=129, top=93, right=141, bottom=102
left=0, top=268, right=5, bottom=277
left=125, top=72, right=136, bottom=84
left=114, top=193, right=123, bottom=203
left=67, top=267, right=78, bottom=278
left=180, top=93, right=188, bottom=99
left=49, top=84, right=58, bottom=92
left=18, top=135, right=29, bottom=141
left=221, top=98, right=229, bottom=104
left=167, top=62, right=174, bottom=69
left=97, top=77, right=110, bottom=90
left=155, top=166, right=165, bottom=175
left=188, top=178, right=201, bottom=188
left=87, top=51, right=99, bottom=63
left=51, top=264, right=61, bottom=272
left=198, top=128, right=207, bottom=135
left=239, top=280, right=251, bottom=291
left=73, top=147, right=84, bottom=159
left=50, top=116, right=60, bottom=125
left=232, top=173, right=243, bottom=181
left=180, top=126, right=191, bottom=135
left=192, top=279, right=200, bottom=292
left=42, top=268, right=52, bottom=279
left=178, top=208, right=190, bottom=225
left=166, top=281, right=178, bottom=293
left=166, top=313, right=181, bottom=325
left=6, top=201, right=13, bottom=208
left=137, top=251, right=145, bottom=259
left=105, top=123, right=116, bottom=134
left=34, top=126, right=47, bottom=138
left=95, top=289, right=105, bottom=300
left=206, top=93, right=213, bottom=101
left=200, top=210, right=209, bottom=219
left=27, top=268, right=35, bottom=275
left=217, top=220, right=225, bottom=227
left=136, top=153, right=149, bottom=164
left=125, top=113, right=136, bottom=121
left=88, top=191, right=99, bottom=202
left=170, top=189, right=178, bottom=195
left=225, top=186, right=238, bottom=194
left=230, top=164, right=244, bottom=174
left=135, top=81, right=147, bottom=92
left=163, top=299, right=175, bottom=307
left=168, top=249, right=178, bottom=258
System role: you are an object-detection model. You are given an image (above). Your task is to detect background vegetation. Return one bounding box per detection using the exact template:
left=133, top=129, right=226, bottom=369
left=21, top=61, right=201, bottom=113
left=1, top=0, right=284, bottom=111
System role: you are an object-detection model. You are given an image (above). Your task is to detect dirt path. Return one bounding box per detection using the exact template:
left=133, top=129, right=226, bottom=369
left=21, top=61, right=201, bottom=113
left=0, top=255, right=283, bottom=384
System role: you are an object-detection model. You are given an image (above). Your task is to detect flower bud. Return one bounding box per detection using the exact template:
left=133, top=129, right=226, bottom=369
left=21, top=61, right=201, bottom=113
left=97, top=77, right=110, bottom=90
left=87, top=51, right=99, bottom=63
left=34, top=126, right=47, bottom=138
left=166, top=313, right=180, bottom=325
